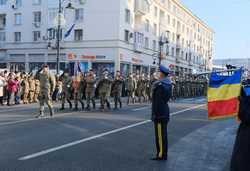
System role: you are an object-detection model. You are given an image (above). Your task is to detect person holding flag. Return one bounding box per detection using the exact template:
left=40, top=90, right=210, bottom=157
left=230, top=84, right=250, bottom=171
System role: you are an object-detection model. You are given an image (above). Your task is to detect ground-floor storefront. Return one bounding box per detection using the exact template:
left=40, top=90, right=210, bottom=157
left=2, top=47, right=157, bottom=77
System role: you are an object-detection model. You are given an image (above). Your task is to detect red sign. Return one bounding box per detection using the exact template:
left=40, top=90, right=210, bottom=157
left=132, top=57, right=143, bottom=64
left=67, top=53, right=76, bottom=60
left=81, top=55, right=96, bottom=60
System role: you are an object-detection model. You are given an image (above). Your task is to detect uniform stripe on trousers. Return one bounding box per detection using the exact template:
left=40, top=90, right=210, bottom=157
left=157, top=123, right=163, bottom=158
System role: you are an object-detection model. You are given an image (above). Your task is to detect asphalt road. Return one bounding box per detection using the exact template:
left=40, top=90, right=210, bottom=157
left=0, top=98, right=237, bottom=171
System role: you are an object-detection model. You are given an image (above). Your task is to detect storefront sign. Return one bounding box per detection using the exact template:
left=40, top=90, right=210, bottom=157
left=67, top=53, right=77, bottom=60
left=132, top=57, right=143, bottom=64
left=67, top=53, right=106, bottom=61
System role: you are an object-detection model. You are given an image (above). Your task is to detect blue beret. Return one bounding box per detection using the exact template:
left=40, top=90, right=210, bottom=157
left=159, top=65, right=170, bottom=75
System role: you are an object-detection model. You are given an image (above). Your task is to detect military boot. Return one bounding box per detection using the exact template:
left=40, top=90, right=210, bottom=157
left=49, top=108, right=54, bottom=117
left=92, top=100, right=96, bottom=109
left=119, top=100, right=122, bottom=109
left=36, top=106, right=45, bottom=118
left=60, top=104, right=65, bottom=110
left=86, top=105, right=90, bottom=111
left=80, top=101, right=85, bottom=110
left=68, top=100, right=72, bottom=109
left=106, top=101, right=111, bottom=110
left=114, top=101, right=118, bottom=110
left=74, top=104, right=78, bottom=111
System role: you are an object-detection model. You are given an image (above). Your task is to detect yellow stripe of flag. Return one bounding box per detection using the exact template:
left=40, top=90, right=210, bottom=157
left=207, top=84, right=241, bottom=102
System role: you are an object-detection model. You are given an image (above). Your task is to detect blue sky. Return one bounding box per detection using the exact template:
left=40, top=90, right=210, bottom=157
left=180, top=0, right=250, bottom=59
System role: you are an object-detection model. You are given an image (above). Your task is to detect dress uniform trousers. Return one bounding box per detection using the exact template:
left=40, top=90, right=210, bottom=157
left=154, top=120, right=168, bottom=159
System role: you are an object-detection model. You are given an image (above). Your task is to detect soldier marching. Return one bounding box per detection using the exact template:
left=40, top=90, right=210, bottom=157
left=0, top=66, right=208, bottom=116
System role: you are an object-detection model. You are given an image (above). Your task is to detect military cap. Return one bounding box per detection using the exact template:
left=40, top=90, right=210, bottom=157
left=159, top=65, right=170, bottom=75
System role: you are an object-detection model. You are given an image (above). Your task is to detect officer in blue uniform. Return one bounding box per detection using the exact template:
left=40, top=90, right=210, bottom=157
left=151, top=65, right=172, bottom=161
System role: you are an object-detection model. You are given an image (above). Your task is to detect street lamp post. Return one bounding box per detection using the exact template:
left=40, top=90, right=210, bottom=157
left=158, top=31, right=169, bottom=68
left=56, top=0, right=62, bottom=75
left=55, top=0, right=77, bottom=75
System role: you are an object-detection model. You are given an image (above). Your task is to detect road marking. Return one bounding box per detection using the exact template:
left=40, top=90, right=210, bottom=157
left=132, top=106, right=149, bottom=111
left=0, top=111, right=85, bottom=127
left=18, top=104, right=205, bottom=161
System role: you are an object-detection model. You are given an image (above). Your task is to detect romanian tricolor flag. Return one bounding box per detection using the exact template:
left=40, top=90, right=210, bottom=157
left=207, top=69, right=242, bottom=120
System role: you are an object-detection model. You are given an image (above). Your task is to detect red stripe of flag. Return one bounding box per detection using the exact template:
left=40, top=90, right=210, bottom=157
left=208, top=97, right=239, bottom=119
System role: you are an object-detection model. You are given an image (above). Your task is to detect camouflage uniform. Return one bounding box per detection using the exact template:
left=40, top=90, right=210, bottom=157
left=34, top=79, right=40, bottom=103
left=85, top=72, right=96, bottom=110
left=97, top=73, right=113, bottom=111
left=28, top=76, right=36, bottom=103
left=22, top=76, right=30, bottom=104
left=35, top=67, right=55, bottom=117
left=136, top=75, right=146, bottom=103
left=111, top=74, right=124, bottom=109
left=126, top=74, right=136, bottom=104
left=59, top=73, right=72, bottom=110
left=72, top=75, right=85, bottom=111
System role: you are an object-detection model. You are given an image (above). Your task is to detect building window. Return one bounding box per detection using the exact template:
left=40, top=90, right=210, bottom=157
left=33, top=11, right=41, bottom=24
left=14, top=32, right=21, bottom=42
left=14, top=13, right=22, bottom=25
left=75, top=8, right=84, bottom=21
left=154, top=6, right=158, bottom=17
left=167, top=15, right=170, bottom=25
left=0, top=14, right=6, bottom=29
left=125, top=9, right=130, bottom=24
left=33, top=0, right=41, bottom=5
left=172, top=18, right=175, bottom=28
left=144, top=37, right=149, bottom=48
left=145, top=19, right=149, bottom=32
left=33, top=31, right=41, bottom=41
left=124, top=30, right=130, bottom=42
left=15, top=0, right=22, bottom=8
left=171, top=47, right=175, bottom=56
left=153, top=23, right=157, bottom=36
left=153, top=40, right=156, bottom=51
left=0, top=32, right=5, bottom=41
left=0, top=0, right=7, bottom=5
left=172, top=32, right=175, bottom=42
left=74, top=29, right=83, bottom=41
left=161, top=0, right=165, bottom=4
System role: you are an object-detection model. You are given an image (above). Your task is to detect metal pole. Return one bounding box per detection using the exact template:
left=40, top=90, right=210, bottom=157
left=159, top=41, right=162, bottom=68
left=56, top=0, right=62, bottom=75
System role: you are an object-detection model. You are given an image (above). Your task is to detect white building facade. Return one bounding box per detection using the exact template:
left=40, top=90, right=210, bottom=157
left=0, top=0, right=214, bottom=76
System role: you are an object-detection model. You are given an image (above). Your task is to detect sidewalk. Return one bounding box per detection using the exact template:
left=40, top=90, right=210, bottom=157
left=165, top=119, right=237, bottom=171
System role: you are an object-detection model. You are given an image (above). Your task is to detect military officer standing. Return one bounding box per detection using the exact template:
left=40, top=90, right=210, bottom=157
left=59, top=70, right=72, bottom=110
left=85, top=69, right=96, bottom=111
left=111, top=71, right=124, bottom=110
left=151, top=65, right=172, bottom=161
left=35, top=65, right=55, bottom=118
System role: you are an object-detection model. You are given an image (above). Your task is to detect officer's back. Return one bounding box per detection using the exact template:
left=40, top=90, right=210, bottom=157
left=151, top=74, right=172, bottom=122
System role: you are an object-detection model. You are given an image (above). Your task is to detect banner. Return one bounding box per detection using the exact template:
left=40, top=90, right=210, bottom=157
left=207, top=69, right=242, bottom=120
